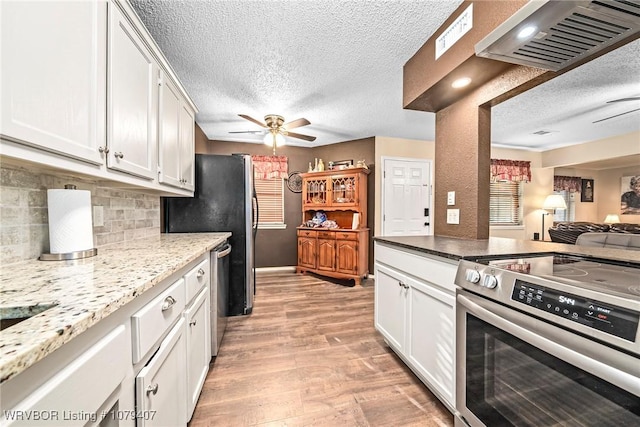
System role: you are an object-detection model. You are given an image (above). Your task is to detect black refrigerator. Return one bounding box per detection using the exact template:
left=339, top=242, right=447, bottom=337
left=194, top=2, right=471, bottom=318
left=164, top=154, right=256, bottom=316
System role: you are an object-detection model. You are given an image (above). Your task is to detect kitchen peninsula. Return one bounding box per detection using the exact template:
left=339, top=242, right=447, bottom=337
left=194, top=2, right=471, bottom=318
left=0, top=232, right=229, bottom=426
left=373, top=235, right=640, bottom=411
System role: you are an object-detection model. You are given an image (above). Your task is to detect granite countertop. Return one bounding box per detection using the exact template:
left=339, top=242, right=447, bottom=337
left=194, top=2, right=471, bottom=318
left=374, top=235, right=640, bottom=264
left=0, top=232, right=230, bottom=384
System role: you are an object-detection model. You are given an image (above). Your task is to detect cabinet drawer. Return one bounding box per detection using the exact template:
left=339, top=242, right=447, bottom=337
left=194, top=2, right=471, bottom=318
left=336, top=231, right=358, bottom=241
left=4, top=325, right=128, bottom=427
left=184, top=257, right=210, bottom=304
left=132, top=278, right=186, bottom=363
left=317, top=231, right=336, bottom=239
left=297, top=229, right=317, bottom=238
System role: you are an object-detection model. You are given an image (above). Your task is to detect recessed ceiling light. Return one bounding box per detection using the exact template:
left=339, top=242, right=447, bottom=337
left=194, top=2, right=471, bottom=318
left=451, top=77, right=471, bottom=89
left=517, top=25, right=537, bottom=39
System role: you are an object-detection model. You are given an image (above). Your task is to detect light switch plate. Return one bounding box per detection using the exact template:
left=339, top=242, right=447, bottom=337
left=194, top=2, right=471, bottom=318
left=93, top=206, right=104, bottom=227
left=447, top=191, right=455, bottom=206
left=447, top=209, right=460, bottom=224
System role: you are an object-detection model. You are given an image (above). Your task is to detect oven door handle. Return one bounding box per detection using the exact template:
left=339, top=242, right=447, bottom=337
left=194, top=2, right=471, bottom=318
left=458, top=293, right=640, bottom=396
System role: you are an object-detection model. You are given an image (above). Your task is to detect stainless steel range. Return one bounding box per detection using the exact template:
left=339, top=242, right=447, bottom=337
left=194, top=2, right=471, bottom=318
left=454, top=252, right=640, bottom=427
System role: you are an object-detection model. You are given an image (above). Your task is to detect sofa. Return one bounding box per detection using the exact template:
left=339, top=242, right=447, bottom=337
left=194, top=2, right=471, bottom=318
left=575, top=232, right=640, bottom=251
left=548, top=221, right=640, bottom=245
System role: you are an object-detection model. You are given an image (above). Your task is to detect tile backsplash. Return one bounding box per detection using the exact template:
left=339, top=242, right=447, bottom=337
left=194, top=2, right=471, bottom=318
left=1, top=163, right=160, bottom=264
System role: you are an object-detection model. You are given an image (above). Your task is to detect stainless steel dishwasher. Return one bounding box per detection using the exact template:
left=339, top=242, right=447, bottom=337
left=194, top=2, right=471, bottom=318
left=211, top=242, right=231, bottom=357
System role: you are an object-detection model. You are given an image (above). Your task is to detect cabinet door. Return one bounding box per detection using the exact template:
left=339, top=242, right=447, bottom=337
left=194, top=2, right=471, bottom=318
left=335, top=239, right=358, bottom=274
left=0, top=0, right=106, bottom=165
left=158, top=72, right=182, bottom=188
left=298, top=237, right=316, bottom=269
left=302, top=177, right=330, bottom=208
left=179, top=103, right=195, bottom=191
left=317, top=239, right=336, bottom=271
left=374, top=264, right=407, bottom=352
left=406, top=276, right=455, bottom=408
left=136, top=318, right=187, bottom=427
left=330, top=173, right=359, bottom=207
left=108, top=3, right=157, bottom=179
left=184, top=288, right=210, bottom=421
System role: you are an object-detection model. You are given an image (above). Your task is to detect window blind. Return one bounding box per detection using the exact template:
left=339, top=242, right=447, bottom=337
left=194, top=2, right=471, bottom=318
left=489, top=182, right=523, bottom=225
left=254, top=177, right=284, bottom=224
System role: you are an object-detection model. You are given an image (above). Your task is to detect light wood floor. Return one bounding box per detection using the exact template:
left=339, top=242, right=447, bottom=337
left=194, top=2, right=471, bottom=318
left=189, top=273, right=453, bottom=427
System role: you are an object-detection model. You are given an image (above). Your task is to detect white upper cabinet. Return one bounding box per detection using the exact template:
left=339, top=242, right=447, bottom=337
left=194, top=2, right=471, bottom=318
left=158, top=70, right=195, bottom=191
left=179, top=104, right=196, bottom=191
left=0, top=0, right=106, bottom=165
left=158, top=73, right=183, bottom=188
left=108, top=2, right=157, bottom=180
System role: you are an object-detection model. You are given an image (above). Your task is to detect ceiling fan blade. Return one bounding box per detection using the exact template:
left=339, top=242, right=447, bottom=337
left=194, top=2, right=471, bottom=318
left=283, top=118, right=310, bottom=130
left=238, top=114, right=267, bottom=128
left=592, top=108, right=640, bottom=123
left=606, top=97, right=640, bottom=103
left=228, top=130, right=264, bottom=134
left=287, top=131, right=316, bottom=142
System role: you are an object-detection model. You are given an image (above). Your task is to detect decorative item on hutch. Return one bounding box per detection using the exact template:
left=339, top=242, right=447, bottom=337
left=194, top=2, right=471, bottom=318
left=296, top=166, right=370, bottom=286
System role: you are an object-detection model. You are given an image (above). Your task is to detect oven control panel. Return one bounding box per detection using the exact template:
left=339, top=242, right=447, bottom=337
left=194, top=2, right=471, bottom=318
left=511, top=279, right=639, bottom=342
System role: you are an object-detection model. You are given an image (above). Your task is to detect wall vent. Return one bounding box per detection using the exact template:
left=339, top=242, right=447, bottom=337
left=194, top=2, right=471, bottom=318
left=475, top=0, right=640, bottom=71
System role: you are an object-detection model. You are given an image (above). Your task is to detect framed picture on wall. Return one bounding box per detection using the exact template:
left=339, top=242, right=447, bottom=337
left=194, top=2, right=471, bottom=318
left=580, top=179, right=594, bottom=202
left=621, top=175, right=640, bottom=214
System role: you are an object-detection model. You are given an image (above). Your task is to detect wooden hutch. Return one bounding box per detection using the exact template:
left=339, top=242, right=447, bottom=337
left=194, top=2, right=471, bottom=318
left=296, top=167, right=370, bottom=286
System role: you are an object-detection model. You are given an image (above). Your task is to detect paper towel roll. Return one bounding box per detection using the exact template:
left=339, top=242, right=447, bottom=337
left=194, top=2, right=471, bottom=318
left=47, top=188, right=94, bottom=254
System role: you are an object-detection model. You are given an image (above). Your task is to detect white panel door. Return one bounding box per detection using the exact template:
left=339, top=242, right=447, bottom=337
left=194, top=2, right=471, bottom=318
left=382, top=158, right=431, bottom=236
left=158, top=72, right=182, bottom=188
left=108, top=3, right=157, bottom=179
left=0, top=0, right=106, bottom=165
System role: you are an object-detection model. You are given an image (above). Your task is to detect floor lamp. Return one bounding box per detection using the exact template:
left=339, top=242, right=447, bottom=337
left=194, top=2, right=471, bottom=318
left=542, top=194, right=567, bottom=241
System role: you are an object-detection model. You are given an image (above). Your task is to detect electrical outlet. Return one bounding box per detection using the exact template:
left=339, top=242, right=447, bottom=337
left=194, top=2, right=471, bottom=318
left=447, top=209, right=460, bottom=224
left=93, top=205, right=104, bottom=227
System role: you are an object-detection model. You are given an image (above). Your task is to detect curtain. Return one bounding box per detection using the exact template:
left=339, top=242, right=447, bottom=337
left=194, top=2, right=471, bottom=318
left=490, top=159, right=531, bottom=183
left=252, top=155, right=288, bottom=179
left=554, top=175, right=582, bottom=192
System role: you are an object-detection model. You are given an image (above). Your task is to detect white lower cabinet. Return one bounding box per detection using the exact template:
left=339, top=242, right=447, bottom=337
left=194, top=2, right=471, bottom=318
left=184, top=288, right=211, bottom=420
left=136, top=318, right=187, bottom=427
left=374, top=242, right=457, bottom=411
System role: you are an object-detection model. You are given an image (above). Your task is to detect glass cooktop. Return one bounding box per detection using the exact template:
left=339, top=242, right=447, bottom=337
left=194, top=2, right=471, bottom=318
left=476, top=253, right=640, bottom=297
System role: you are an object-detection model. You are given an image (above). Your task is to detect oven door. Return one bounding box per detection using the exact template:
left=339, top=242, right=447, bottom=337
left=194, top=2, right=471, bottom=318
left=456, top=289, right=640, bottom=427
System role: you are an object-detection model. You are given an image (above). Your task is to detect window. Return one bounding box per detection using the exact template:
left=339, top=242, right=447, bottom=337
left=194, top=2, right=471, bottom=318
left=252, top=155, right=288, bottom=229
left=489, top=181, right=523, bottom=226
left=254, top=176, right=284, bottom=228
left=552, top=190, right=576, bottom=222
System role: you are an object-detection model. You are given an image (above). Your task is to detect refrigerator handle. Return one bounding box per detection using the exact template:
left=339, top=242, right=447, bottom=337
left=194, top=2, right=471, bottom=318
left=252, top=189, right=259, bottom=231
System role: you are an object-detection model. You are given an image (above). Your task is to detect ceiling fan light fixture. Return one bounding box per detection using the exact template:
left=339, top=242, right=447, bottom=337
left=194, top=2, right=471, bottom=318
left=264, top=131, right=285, bottom=147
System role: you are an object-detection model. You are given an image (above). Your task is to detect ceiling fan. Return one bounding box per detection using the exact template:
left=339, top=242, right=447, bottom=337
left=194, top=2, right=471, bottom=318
left=230, top=114, right=317, bottom=152
left=592, top=96, right=640, bottom=124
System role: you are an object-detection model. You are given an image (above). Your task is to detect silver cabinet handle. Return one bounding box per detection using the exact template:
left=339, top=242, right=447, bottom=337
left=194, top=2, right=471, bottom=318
left=114, top=152, right=124, bottom=159
left=189, top=320, right=197, bottom=326
left=98, top=146, right=109, bottom=154
left=197, top=268, right=205, bottom=278
left=146, top=384, right=158, bottom=395
left=161, top=295, right=176, bottom=311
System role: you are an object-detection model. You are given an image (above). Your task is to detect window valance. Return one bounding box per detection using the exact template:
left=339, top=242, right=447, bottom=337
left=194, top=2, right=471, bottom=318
left=490, top=159, right=531, bottom=183
left=252, top=155, right=288, bottom=179
left=553, top=175, right=582, bottom=192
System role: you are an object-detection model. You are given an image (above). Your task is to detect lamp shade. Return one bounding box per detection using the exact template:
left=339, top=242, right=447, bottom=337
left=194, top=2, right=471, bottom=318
left=603, top=214, right=620, bottom=224
left=542, top=194, right=567, bottom=210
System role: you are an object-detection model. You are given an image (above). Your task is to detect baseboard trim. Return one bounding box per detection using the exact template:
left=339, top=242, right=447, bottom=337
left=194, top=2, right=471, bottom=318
left=256, top=266, right=297, bottom=275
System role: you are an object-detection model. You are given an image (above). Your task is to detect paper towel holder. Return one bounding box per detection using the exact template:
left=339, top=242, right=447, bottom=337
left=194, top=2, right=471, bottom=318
left=39, top=184, right=98, bottom=261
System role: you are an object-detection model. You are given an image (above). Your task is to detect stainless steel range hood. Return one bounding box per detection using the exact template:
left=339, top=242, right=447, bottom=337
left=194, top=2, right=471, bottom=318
left=475, top=0, right=640, bottom=71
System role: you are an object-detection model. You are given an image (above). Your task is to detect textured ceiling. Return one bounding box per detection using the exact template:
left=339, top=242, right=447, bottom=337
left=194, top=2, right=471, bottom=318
left=130, top=0, right=640, bottom=152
